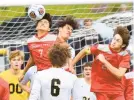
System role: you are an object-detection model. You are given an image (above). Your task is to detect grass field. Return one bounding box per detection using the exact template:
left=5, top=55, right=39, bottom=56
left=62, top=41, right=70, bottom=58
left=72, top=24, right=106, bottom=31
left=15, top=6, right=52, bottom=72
left=0, top=3, right=132, bottom=24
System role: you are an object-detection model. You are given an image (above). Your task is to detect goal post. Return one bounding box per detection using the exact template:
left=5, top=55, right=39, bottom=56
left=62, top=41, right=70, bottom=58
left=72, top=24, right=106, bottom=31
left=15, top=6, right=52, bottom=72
left=0, top=0, right=133, bottom=74
left=0, top=0, right=133, bottom=6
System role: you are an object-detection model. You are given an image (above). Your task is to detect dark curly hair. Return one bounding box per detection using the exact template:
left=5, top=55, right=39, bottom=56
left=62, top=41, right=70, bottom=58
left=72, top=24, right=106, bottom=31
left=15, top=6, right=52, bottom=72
left=53, top=16, right=78, bottom=34
left=114, top=26, right=130, bottom=50
left=48, top=43, right=71, bottom=68
left=36, top=13, right=52, bottom=28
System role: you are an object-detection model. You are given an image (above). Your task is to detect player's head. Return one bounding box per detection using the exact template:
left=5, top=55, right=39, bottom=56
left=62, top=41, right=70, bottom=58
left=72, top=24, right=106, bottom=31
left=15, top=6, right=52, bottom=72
left=110, top=26, right=130, bottom=51
left=82, top=62, right=92, bottom=79
left=9, top=50, right=24, bottom=70
left=84, top=18, right=92, bottom=29
left=56, top=16, right=78, bottom=41
left=48, top=43, right=71, bottom=68
left=36, top=13, right=52, bottom=32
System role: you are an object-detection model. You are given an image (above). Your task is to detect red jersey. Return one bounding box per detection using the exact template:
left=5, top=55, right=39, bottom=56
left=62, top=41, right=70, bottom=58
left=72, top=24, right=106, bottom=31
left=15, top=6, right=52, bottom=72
left=0, top=78, right=9, bottom=100
left=123, top=72, right=133, bottom=100
left=27, top=33, right=57, bottom=71
left=90, top=44, right=130, bottom=93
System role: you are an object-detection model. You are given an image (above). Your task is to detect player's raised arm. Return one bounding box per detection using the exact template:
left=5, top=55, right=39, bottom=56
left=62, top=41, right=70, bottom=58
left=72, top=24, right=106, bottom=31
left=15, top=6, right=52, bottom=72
left=18, top=68, right=31, bottom=93
left=97, top=53, right=130, bottom=79
left=19, top=54, right=34, bottom=82
left=72, top=46, right=91, bottom=66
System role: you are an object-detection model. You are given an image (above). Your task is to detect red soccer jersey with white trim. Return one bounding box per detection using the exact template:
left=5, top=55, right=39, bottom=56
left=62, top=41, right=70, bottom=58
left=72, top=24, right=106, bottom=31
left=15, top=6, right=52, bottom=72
left=27, top=33, right=57, bottom=71
left=90, top=44, right=130, bottom=93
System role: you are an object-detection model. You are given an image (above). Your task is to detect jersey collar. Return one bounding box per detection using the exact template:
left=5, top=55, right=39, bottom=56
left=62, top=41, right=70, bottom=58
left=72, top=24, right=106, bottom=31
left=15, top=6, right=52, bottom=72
left=35, top=32, right=48, bottom=40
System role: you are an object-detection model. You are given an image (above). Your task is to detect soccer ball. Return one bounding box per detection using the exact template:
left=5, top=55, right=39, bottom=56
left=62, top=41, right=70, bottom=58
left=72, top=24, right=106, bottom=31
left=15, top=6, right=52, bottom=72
left=28, top=4, right=45, bottom=21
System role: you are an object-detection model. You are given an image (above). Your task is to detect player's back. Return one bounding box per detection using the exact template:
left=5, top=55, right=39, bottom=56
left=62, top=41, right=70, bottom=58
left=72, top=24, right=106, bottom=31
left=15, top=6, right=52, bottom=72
left=29, top=68, right=77, bottom=100
left=73, top=78, right=96, bottom=100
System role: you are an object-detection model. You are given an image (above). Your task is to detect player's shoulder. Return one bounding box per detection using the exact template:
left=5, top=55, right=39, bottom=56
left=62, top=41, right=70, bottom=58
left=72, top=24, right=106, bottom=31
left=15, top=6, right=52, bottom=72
left=69, top=45, right=75, bottom=52
left=28, top=66, right=37, bottom=72
left=27, top=35, right=37, bottom=43
left=0, top=70, right=10, bottom=76
left=74, top=78, right=85, bottom=84
left=64, top=70, right=77, bottom=80
left=45, top=33, right=57, bottom=41
left=97, top=44, right=110, bottom=52
left=36, top=68, right=50, bottom=77
left=125, top=72, right=134, bottom=79
left=47, top=33, right=57, bottom=38
left=118, top=50, right=130, bottom=56
left=75, top=78, right=84, bottom=82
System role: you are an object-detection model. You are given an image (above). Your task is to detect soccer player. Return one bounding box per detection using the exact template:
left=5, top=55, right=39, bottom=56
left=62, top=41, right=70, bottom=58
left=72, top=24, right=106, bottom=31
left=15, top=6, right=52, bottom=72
left=18, top=13, right=54, bottom=92
left=22, top=13, right=56, bottom=75
left=0, top=77, right=9, bottom=100
left=72, top=62, right=96, bottom=100
left=19, top=15, right=78, bottom=93
left=29, top=44, right=77, bottom=100
left=0, top=50, right=29, bottom=100
left=55, top=16, right=78, bottom=72
left=72, top=26, right=131, bottom=100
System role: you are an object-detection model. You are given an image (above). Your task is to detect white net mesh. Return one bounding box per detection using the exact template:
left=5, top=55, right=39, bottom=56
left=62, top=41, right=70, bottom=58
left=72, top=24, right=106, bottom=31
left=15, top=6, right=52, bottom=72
left=0, top=3, right=133, bottom=74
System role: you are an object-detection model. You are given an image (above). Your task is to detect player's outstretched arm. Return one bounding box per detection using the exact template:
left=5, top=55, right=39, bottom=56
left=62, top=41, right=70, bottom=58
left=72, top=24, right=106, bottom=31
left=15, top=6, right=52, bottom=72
left=97, top=54, right=129, bottom=79
left=19, top=71, right=30, bottom=93
left=19, top=55, right=34, bottom=82
left=72, top=47, right=91, bottom=66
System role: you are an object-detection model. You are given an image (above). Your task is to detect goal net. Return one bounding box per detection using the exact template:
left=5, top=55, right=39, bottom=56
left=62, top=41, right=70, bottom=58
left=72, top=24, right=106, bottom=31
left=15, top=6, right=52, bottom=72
left=0, top=0, right=133, bottom=75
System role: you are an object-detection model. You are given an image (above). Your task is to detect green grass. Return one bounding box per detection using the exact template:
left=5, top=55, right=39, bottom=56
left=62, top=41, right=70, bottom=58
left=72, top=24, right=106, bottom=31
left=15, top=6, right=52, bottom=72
left=0, top=3, right=132, bottom=24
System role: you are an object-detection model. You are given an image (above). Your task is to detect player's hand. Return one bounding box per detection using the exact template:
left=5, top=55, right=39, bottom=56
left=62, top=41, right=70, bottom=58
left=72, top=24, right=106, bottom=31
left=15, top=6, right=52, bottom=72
left=18, top=74, right=24, bottom=82
left=97, top=54, right=106, bottom=64
left=69, top=67, right=76, bottom=74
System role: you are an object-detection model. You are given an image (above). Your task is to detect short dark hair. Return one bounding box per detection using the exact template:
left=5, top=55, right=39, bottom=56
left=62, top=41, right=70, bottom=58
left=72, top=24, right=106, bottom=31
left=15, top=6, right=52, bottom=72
left=48, top=43, right=71, bottom=68
left=82, top=62, right=92, bottom=70
left=57, top=15, right=78, bottom=30
left=113, top=26, right=130, bottom=50
left=84, top=18, right=92, bottom=24
left=36, top=13, right=52, bottom=28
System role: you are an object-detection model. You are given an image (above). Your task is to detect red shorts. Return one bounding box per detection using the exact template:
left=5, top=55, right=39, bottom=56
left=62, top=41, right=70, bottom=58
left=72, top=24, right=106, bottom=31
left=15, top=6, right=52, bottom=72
left=95, top=92, right=125, bottom=100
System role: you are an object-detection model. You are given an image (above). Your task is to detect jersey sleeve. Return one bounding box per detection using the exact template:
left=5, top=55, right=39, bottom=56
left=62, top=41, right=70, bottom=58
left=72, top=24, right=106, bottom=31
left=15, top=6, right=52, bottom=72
left=29, top=73, right=41, bottom=100
left=119, top=54, right=130, bottom=68
left=20, top=70, right=30, bottom=85
left=2, top=84, right=9, bottom=100
left=90, top=45, right=99, bottom=55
